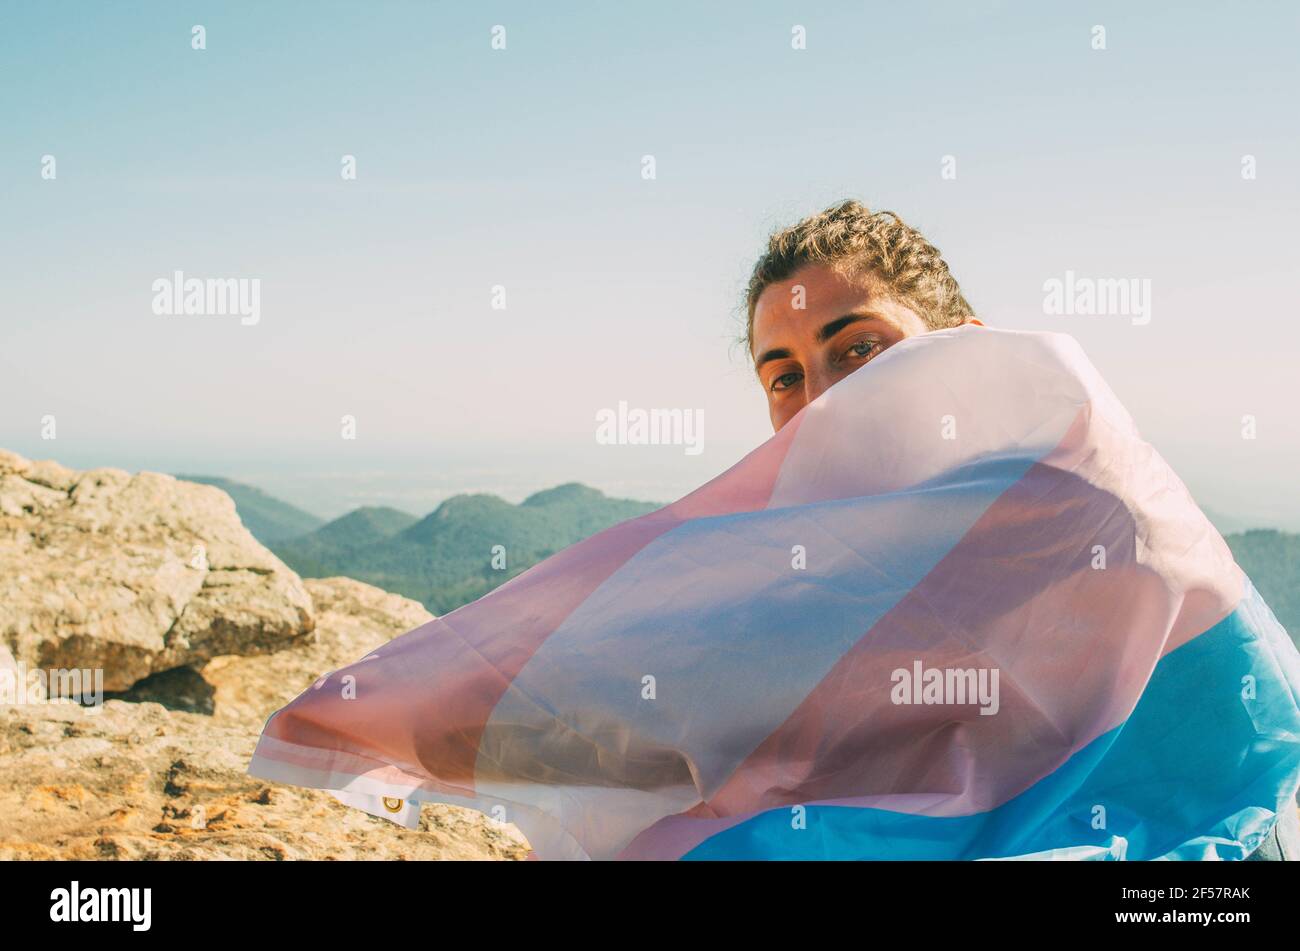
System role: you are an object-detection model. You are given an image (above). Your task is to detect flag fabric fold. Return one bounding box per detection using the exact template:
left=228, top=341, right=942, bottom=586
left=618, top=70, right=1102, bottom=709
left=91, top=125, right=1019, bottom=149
left=248, top=325, right=1300, bottom=860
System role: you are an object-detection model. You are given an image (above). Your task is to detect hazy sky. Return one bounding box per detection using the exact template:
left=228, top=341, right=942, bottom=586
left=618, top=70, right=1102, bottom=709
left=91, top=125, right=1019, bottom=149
left=3, top=2, right=1298, bottom=524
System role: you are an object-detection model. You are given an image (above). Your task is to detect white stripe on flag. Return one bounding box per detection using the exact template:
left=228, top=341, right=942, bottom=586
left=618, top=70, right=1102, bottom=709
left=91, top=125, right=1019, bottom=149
left=330, top=788, right=421, bottom=829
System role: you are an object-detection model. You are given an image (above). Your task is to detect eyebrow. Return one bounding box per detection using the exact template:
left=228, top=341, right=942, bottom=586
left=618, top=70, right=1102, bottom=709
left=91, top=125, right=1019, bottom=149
left=754, top=314, right=878, bottom=372
left=816, top=314, right=872, bottom=343
left=754, top=347, right=791, bottom=372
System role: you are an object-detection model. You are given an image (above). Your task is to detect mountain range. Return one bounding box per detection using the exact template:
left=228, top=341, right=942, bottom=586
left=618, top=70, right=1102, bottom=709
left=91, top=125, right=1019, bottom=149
left=189, top=475, right=1300, bottom=644
left=265, top=483, right=657, bottom=615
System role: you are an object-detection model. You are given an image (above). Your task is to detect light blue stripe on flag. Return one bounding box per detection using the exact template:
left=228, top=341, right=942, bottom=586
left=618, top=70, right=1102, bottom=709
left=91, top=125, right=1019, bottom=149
left=683, top=578, right=1300, bottom=860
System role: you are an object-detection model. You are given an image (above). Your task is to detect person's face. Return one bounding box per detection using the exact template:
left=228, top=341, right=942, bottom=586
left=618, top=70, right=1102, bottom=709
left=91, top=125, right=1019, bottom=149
left=751, top=263, right=976, bottom=432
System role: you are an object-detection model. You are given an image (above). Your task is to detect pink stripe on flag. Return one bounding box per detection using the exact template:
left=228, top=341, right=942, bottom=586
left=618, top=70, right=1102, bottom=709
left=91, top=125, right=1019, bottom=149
left=620, top=406, right=1241, bottom=858
left=255, top=412, right=806, bottom=793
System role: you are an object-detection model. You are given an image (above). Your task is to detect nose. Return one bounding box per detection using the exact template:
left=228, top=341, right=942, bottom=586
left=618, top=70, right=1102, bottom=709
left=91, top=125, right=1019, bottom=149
left=803, top=365, right=839, bottom=407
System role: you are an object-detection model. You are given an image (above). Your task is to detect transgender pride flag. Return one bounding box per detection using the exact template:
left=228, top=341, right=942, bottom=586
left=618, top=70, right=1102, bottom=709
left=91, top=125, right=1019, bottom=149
left=248, top=325, right=1300, bottom=860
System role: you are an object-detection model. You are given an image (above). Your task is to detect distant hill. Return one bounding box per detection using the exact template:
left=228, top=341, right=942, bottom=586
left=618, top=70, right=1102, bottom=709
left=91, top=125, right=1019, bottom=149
left=1225, top=529, right=1300, bottom=648
left=177, top=473, right=1300, bottom=645
left=176, top=475, right=325, bottom=543
left=273, top=483, right=659, bottom=615
left=271, top=506, right=418, bottom=576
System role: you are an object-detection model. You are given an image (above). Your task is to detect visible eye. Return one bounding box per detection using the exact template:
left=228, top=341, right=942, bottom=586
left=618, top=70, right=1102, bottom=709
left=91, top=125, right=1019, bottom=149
left=845, top=340, right=879, bottom=360
left=770, top=370, right=803, bottom=392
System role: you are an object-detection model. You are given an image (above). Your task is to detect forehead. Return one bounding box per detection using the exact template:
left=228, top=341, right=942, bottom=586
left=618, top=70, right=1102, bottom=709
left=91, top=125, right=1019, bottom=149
left=752, top=262, right=873, bottom=347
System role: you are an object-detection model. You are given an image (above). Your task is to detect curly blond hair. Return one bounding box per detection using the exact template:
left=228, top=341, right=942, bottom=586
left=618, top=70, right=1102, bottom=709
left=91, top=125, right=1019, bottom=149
left=744, top=200, right=974, bottom=353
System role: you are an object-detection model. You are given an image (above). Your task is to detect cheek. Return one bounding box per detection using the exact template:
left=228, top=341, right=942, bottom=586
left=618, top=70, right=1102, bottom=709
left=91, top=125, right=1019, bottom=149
left=770, top=398, right=797, bottom=432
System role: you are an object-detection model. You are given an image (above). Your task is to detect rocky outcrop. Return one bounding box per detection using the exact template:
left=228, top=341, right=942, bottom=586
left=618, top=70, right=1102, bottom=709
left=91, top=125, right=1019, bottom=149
left=116, top=577, right=435, bottom=729
left=0, top=449, right=314, bottom=692
left=202, top=576, right=433, bottom=728
left=0, top=699, right=527, bottom=860
left=0, top=452, right=528, bottom=860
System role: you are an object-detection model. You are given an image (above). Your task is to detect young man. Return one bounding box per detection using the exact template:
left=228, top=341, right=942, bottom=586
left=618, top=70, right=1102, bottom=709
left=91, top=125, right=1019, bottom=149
left=743, top=199, right=1299, bottom=860
left=745, top=200, right=982, bottom=433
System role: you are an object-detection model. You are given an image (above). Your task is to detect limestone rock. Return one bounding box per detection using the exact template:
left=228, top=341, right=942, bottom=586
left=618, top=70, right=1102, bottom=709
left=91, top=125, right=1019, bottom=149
left=114, top=577, right=435, bottom=729
left=0, top=449, right=314, bottom=691
left=0, top=700, right=527, bottom=860
left=0, top=449, right=526, bottom=859
left=202, top=576, right=433, bottom=728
